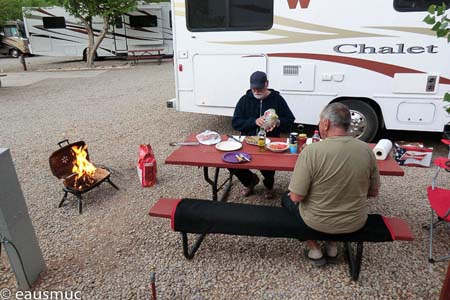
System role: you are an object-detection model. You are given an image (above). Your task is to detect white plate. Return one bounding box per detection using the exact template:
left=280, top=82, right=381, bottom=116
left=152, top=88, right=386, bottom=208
left=215, top=141, right=242, bottom=152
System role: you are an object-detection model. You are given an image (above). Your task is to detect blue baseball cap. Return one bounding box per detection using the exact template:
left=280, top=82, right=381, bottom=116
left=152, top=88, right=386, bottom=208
left=250, top=71, right=267, bottom=89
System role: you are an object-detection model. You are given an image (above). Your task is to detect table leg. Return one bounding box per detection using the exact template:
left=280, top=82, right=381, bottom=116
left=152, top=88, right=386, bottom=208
left=203, top=167, right=233, bottom=201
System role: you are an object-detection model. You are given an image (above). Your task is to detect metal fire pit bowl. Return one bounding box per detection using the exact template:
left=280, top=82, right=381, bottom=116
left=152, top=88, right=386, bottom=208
left=49, top=139, right=119, bottom=214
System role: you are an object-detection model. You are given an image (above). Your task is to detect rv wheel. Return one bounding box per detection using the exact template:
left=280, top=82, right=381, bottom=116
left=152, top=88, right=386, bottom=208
left=10, top=49, right=20, bottom=58
left=82, top=49, right=98, bottom=61
left=340, top=100, right=379, bottom=142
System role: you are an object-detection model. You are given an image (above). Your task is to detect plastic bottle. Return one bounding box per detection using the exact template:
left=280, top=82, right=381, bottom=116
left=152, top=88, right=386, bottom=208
left=258, top=128, right=266, bottom=152
left=312, top=130, right=321, bottom=143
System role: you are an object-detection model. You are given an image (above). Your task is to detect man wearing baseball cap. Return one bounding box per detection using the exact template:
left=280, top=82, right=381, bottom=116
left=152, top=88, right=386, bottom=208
left=231, top=71, right=295, bottom=199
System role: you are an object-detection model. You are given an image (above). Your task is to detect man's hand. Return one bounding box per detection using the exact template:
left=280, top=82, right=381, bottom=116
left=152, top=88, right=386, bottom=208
left=289, top=192, right=304, bottom=203
left=367, top=188, right=379, bottom=198
left=266, top=119, right=280, bottom=132
left=256, top=117, right=266, bottom=127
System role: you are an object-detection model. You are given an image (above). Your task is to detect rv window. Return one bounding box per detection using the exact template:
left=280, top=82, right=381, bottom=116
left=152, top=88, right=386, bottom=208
left=187, top=0, right=273, bottom=31
left=2, top=26, right=18, bottom=37
left=43, top=17, right=66, bottom=29
left=394, top=0, right=450, bottom=12
left=129, top=15, right=158, bottom=28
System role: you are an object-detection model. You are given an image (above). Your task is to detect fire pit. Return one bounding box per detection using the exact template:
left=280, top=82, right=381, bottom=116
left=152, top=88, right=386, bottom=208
left=49, top=140, right=119, bottom=214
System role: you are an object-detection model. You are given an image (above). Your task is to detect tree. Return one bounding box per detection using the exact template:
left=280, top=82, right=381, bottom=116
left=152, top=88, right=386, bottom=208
left=0, top=0, right=60, bottom=25
left=61, top=0, right=138, bottom=67
left=424, top=2, right=450, bottom=113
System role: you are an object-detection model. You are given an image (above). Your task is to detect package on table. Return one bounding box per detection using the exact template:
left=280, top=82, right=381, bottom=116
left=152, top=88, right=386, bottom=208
left=393, top=141, right=433, bottom=167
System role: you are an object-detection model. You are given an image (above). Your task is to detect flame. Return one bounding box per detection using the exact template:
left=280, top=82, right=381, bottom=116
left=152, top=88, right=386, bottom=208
left=71, top=145, right=96, bottom=189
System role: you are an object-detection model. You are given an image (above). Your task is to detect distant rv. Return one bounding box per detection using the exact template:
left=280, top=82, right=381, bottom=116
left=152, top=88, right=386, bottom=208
left=22, top=2, right=173, bottom=60
left=0, top=20, right=30, bottom=58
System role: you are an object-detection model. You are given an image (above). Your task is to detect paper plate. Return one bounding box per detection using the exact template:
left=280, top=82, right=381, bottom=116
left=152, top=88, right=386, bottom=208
left=222, top=151, right=252, bottom=163
left=215, top=141, right=242, bottom=152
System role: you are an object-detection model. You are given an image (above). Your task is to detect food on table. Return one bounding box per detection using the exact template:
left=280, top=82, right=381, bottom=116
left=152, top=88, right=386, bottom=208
left=197, top=130, right=219, bottom=142
left=267, top=142, right=289, bottom=152
left=245, top=136, right=259, bottom=145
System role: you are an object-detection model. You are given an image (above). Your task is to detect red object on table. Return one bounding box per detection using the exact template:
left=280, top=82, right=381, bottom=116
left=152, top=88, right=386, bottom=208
left=166, top=134, right=404, bottom=176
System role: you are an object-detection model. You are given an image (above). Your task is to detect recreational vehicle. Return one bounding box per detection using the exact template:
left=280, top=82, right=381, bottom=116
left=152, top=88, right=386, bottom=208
left=171, top=0, right=450, bottom=141
left=22, top=2, right=172, bottom=60
left=0, top=21, right=30, bottom=58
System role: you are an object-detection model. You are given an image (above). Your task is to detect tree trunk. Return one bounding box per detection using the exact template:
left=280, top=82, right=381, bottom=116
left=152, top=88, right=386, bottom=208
left=87, top=16, right=110, bottom=68
left=80, top=17, right=95, bottom=68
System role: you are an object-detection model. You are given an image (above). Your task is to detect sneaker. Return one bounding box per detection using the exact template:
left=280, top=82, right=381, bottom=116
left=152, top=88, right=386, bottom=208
left=303, top=248, right=327, bottom=267
left=325, top=241, right=338, bottom=264
left=242, top=175, right=260, bottom=197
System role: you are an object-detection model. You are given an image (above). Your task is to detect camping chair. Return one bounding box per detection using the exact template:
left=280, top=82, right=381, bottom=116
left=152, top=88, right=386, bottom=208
left=426, top=157, right=450, bottom=263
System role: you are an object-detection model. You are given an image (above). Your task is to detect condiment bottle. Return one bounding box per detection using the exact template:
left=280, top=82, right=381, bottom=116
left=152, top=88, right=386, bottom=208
left=312, top=130, right=321, bottom=143
left=297, top=133, right=307, bottom=151
left=258, top=128, right=266, bottom=152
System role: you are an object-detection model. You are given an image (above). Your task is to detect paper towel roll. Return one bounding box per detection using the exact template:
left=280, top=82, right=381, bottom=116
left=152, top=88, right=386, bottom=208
left=373, top=139, right=393, bottom=160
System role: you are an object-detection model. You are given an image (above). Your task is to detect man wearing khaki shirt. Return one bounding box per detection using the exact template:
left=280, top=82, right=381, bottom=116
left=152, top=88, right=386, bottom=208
left=285, top=103, right=380, bottom=266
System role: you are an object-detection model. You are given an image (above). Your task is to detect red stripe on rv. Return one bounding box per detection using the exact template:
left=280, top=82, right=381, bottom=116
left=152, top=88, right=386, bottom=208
left=268, top=53, right=450, bottom=84
left=36, top=8, right=56, bottom=17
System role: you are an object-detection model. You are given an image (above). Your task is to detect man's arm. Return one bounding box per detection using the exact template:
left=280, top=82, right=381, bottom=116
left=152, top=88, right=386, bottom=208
left=289, top=192, right=305, bottom=203
left=367, top=154, right=381, bottom=198
left=232, top=97, right=258, bottom=133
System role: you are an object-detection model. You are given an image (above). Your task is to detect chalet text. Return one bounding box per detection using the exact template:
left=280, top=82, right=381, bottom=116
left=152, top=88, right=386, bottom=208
left=334, top=43, right=438, bottom=54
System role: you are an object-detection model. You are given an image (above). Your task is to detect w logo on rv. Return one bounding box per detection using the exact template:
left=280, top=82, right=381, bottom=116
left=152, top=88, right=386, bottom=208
left=287, top=0, right=311, bottom=9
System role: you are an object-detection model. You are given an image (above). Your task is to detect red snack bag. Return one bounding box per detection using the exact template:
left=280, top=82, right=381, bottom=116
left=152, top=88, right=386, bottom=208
left=137, top=144, right=157, bottom=187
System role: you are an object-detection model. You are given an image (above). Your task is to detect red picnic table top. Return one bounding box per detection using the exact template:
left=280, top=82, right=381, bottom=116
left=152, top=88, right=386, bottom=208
left=165, top=133, right=404, bottom=176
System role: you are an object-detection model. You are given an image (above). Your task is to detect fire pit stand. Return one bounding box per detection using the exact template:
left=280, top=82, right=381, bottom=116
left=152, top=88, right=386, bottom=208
left=49, top=140, right=119, bottom=214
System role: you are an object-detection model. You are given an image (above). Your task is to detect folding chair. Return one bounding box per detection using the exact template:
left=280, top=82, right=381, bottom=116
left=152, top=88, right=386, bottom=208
left=426, top=157, right=450, bottom=263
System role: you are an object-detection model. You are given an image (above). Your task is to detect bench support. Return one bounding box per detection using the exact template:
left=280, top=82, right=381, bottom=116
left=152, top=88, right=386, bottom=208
left=345, top=242, right=364, bottom=281
left=182, top=232, right=206, bottom=259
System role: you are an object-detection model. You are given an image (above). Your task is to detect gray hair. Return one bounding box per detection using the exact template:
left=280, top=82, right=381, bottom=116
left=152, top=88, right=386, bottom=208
left=320, top=103, right=351, bottom=131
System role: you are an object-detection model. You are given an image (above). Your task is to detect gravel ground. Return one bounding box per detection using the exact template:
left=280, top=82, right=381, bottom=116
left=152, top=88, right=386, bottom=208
left=0, top=59, right=449, bottom=300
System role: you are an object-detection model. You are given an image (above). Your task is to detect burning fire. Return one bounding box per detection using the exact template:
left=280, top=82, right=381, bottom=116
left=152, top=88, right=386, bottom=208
left=71, top=145, right=96, bottom=189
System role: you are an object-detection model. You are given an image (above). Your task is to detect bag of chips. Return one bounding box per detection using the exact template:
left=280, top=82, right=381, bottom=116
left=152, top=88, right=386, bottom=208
left=262, top=109, right=279, bottom=130
left=137, top=144, right=157, bottom=187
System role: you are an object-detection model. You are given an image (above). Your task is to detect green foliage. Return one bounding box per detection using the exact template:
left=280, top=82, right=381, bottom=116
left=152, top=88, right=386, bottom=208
left=0, top=0, right=60, bottom=24
left=62, top=0, right=137, bottom=24
left=424, top=3, right=450, bottom=114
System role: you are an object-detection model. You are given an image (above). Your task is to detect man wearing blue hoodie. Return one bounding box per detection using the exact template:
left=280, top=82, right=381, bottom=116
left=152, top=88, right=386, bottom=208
left=232, top=71, right=295, bottom=199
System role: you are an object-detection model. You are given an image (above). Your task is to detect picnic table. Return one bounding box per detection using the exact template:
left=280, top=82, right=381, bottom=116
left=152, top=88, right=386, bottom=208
left=127, top=48, right=164, bottom=65
left=165, top=133, right=404, bottom=201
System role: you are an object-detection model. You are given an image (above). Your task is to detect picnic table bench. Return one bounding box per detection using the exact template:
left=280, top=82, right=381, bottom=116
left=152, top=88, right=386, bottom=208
left=149, top=197, right=414, bottom=281
left=0, top=73, right=6, bottom=88
left=126, top=49, right=164, bottom=65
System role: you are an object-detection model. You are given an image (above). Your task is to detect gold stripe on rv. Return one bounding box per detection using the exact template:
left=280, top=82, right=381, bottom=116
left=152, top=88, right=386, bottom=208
left=365, top=26, right=436, bottom=36
left=212, top=16, right=391, bottom=45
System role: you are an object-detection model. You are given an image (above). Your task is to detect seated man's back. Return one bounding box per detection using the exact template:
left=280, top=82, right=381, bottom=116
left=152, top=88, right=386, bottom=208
left=289, top=135, right=379, bottom=234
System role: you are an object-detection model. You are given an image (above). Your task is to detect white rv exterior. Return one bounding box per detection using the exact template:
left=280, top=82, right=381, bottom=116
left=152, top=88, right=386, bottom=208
left=23, top=2, right=173, bottom=59
left=171, top=0, right=450, bottom=141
